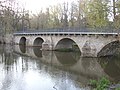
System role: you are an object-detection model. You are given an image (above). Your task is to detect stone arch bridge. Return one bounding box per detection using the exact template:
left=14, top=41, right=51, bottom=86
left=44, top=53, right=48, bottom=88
left=14, top=30, right=120, bottom=57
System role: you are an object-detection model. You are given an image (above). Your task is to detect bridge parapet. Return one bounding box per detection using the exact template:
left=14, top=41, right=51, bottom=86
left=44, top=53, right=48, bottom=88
left=14, top=28, right=120, bottom=33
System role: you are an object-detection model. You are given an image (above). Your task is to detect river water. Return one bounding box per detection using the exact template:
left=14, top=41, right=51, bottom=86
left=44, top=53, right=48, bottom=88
left=0, top=44, right=120, bottom=90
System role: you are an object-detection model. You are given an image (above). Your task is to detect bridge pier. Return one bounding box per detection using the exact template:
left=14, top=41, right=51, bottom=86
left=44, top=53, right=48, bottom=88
left=82, top=42, right=97, bottom=57
left=42, top=43, right=53, bottom=50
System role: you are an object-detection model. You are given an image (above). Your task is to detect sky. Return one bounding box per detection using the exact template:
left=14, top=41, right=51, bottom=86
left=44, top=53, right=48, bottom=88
left=18, top=0, right=75, bottom=14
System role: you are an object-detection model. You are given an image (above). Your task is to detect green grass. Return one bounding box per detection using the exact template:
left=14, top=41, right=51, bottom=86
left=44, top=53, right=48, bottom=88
left=89, top=77, right=110, bottom=90
left=89, top=77, right=120, bottom=90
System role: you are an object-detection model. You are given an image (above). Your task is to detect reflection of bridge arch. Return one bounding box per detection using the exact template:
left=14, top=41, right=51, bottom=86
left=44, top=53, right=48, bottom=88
left=33, top=37, right=44, bottom=48
left=19, top=37, right=26, bottom=45
left=14, top=46, right=108, bottom=80
left=33, top=47, right=42, bottom=57
left=55, top=38, right=81, bottom=53
left=55, top=52, right=80, bottom=66
left=19, top=45, right=26, bottom=53
left=98, top=57, right=120, bottom=82
left=98, top=40, right=120, bottom=57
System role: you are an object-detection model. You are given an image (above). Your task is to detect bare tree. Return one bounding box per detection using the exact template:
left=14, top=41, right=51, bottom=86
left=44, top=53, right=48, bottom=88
left=62, top=2, right=68, bottom=29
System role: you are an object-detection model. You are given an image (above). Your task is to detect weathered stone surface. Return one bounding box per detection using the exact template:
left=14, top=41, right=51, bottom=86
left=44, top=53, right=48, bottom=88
left=14, top=34, right=120, bottom=57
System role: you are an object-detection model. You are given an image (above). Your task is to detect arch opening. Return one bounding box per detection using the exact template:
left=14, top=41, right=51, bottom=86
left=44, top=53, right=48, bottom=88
left=19, top=37, right=26, bottom=45
left=19, top=37, right=26, bottom=53
left=33, top=37, right=44, bottom=48
left=98, top=41, right=120, bottom=57
left=55, top=38, right=81, bottom=53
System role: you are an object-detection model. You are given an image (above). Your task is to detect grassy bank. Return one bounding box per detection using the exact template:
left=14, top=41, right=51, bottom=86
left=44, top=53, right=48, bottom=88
left=89, top=77, right=120, bottom=90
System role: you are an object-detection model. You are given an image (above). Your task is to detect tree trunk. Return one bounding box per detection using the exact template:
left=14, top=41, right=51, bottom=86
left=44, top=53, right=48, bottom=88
left=113, top=0, right=116, bottom=20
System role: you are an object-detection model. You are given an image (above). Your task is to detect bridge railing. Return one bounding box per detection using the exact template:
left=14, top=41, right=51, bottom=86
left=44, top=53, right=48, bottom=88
left=14, top=27, right=120, bottom=34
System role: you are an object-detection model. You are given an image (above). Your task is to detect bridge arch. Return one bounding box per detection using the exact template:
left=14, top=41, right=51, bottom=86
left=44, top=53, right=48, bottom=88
left=33, top=37, right=44, bottom=48
left=19, top=37, right=26, bottom=45
left=97, top=40, right=120, bottom=57
left=55, top=38, right=81, bottom=53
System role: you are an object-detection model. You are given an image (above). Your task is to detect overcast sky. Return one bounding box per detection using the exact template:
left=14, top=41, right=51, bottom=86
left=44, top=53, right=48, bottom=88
left=18, top=0, right=75, bottom=14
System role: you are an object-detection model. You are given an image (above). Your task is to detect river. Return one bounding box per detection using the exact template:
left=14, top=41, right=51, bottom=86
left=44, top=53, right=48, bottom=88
left=0, top=44, right=120, bottom=90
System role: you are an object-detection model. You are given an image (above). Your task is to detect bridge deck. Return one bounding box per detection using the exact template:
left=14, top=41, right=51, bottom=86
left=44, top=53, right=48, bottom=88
left=14, top=31, right=119, bottom=35
left=13, top=28, right=120, bottom=35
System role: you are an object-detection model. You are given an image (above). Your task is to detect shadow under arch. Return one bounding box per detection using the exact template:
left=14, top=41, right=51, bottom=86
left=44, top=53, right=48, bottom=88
left=97, top=40, right=120, bottom=57
left=33, top=37, right=44, bottom=49
left=19, top=37, right=26, bottom=53
left=55, top=38, right=81, bottom=53
left=55, top=51, right=81, bottom=66
left=19, top=37, right=26, bottom=45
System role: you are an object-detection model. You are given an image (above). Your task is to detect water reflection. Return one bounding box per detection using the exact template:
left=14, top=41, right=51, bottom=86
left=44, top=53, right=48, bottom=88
left=14, top=45, right=120, bottom=82
left=0, top=45, right=120, bottom=90
left=55, top=51, right=80, bottom=66
left=1, top=45, right=90, bottom=90
left=33, top=47, right=42, bottom=57
left=15, top=45, right=107, bottom=80
left=98, top=56, right=120, bottom=82
left=19, top=45, right=26, bottom=53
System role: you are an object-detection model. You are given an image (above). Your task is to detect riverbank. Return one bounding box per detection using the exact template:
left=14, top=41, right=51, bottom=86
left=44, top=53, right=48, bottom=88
left=0, top=34, right=13, bottom=44
left=89, top=77, right=120, bottom=90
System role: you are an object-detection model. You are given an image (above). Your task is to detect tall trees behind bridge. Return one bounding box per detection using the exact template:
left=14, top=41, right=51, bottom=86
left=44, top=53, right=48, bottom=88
left=29, top=0, right=120, bottom=31
left=0, top=0, right=120, bottom=34
left=0, top=0, right=29, bottom=35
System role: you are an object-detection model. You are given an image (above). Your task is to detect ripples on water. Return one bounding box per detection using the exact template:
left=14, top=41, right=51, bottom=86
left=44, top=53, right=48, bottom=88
left=0, top=44, right=120, bottom=90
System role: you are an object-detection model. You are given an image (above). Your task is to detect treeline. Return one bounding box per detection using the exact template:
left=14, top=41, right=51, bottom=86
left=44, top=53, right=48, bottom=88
left=0, top=0, right=120, bottom=35
left=0, top=0, right=29, bottom=35
left=28, top=0, right=120, bottom=30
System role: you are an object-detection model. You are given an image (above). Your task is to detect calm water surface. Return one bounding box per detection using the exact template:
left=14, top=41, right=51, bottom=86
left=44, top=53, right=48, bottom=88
left=0, top=44, right=120, bottom=90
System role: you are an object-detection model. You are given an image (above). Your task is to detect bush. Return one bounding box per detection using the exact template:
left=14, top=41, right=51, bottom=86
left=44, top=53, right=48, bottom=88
left=89, top=77, right=110, bottom=90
